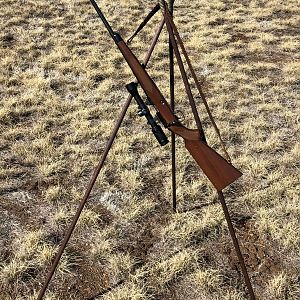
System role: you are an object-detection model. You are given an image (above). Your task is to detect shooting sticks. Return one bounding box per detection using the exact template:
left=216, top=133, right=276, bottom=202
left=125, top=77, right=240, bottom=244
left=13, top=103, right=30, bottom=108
left=37, top=1, right=256, bottom=299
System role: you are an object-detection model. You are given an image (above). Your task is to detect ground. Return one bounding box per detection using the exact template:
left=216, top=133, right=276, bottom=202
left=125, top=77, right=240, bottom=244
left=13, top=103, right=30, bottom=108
left=0, top=0, right=299, bottom=299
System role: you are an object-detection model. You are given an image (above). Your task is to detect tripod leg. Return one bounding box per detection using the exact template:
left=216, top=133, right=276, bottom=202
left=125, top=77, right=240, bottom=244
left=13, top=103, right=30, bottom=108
left=168, top=0, right=176, bottom=212
left=164, top=9, right=231, bottom=162
left=37, top=93, right=131, bottom=300
left=218, top=191, right=256, bottom=300
left=164, top=10, right=205, bottom=138
left=37, top=18, right=165, bottom=300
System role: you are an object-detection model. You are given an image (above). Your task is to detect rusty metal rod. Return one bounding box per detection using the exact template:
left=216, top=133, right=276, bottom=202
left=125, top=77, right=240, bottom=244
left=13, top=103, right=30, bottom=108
left=218, top=191, right=256, bottom=300
left=37, top=18, right=165, bottom=300
left=168, top=0, right=176, bottom=212
left=164, top=6, right=205, bottom=138
left=164, top=8, right=231, bottom=162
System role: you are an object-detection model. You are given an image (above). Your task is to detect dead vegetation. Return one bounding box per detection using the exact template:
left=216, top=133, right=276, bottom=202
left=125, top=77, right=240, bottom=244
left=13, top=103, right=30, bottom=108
left=0, top=0, right=299, bottom=299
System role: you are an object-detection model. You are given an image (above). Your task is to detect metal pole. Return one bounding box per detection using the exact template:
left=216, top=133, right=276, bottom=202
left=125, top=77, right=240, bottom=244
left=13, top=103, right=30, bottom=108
left=218, top=191, right=256, bottom=299
left=37, top=18, right=165, bottom=300
left=168, top=0, right=176, bottom=212
left=164, top=8, right=231, bottom=162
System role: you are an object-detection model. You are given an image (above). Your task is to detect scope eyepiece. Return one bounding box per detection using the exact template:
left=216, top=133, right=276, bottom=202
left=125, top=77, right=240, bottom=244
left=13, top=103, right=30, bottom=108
left=151, top=123, right=169, bottom=146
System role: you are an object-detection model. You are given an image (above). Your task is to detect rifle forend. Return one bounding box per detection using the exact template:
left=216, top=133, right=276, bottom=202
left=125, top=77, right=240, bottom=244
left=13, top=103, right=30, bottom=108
left=90, top=0, right=242, bottom=191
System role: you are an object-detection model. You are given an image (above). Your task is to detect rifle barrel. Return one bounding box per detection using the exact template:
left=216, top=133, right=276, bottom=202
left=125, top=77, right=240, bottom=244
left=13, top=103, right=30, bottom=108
left=90, top=0, right=117, bottom=42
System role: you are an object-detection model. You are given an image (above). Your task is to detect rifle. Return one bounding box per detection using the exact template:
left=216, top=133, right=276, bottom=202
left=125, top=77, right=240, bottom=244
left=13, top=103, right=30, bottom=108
left=89, top=0, right=242, bottom=191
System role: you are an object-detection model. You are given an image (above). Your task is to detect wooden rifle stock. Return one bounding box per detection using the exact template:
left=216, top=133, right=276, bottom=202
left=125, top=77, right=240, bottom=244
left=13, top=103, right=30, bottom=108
left=184, top=140, right=241, bottom=191
left=116, top=38, right=242, bottom=191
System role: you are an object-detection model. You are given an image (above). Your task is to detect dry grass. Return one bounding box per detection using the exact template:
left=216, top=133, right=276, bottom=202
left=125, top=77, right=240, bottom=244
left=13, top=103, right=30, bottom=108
left=0, top=0, right=299, bottom=299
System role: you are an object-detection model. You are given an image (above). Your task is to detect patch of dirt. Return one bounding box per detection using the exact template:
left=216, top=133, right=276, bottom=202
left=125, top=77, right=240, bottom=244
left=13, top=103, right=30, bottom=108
left=272, top=27, right=300, bottom=37
left=0, top=196, right=32, bottom=226
left=92, top=203, right=115, bottom=227
left=230, top=51, right=290, bottom=66
left=230, top=33, right=250, bottom=43
left=200, top=218, right=283, bottom=298
left=241, top=221, right=281, bottom=277
left=65, top=260, right=110, bottom=299
left=116, top=208, right=168, bottom=264
left=226, top=219, right=282, bottom=286
left=49, top=244, right=110, bottom=300
left=1, top=32, right=15, bottom=47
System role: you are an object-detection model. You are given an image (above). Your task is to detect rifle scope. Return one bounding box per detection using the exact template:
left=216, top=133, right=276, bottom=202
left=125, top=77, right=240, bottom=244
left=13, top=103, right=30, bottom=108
left=126, top=82, right=169, bottom=146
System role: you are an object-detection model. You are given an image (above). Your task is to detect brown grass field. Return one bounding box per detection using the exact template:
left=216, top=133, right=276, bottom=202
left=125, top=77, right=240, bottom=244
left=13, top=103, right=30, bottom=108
left=0, top=0, right=299, bottom=299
